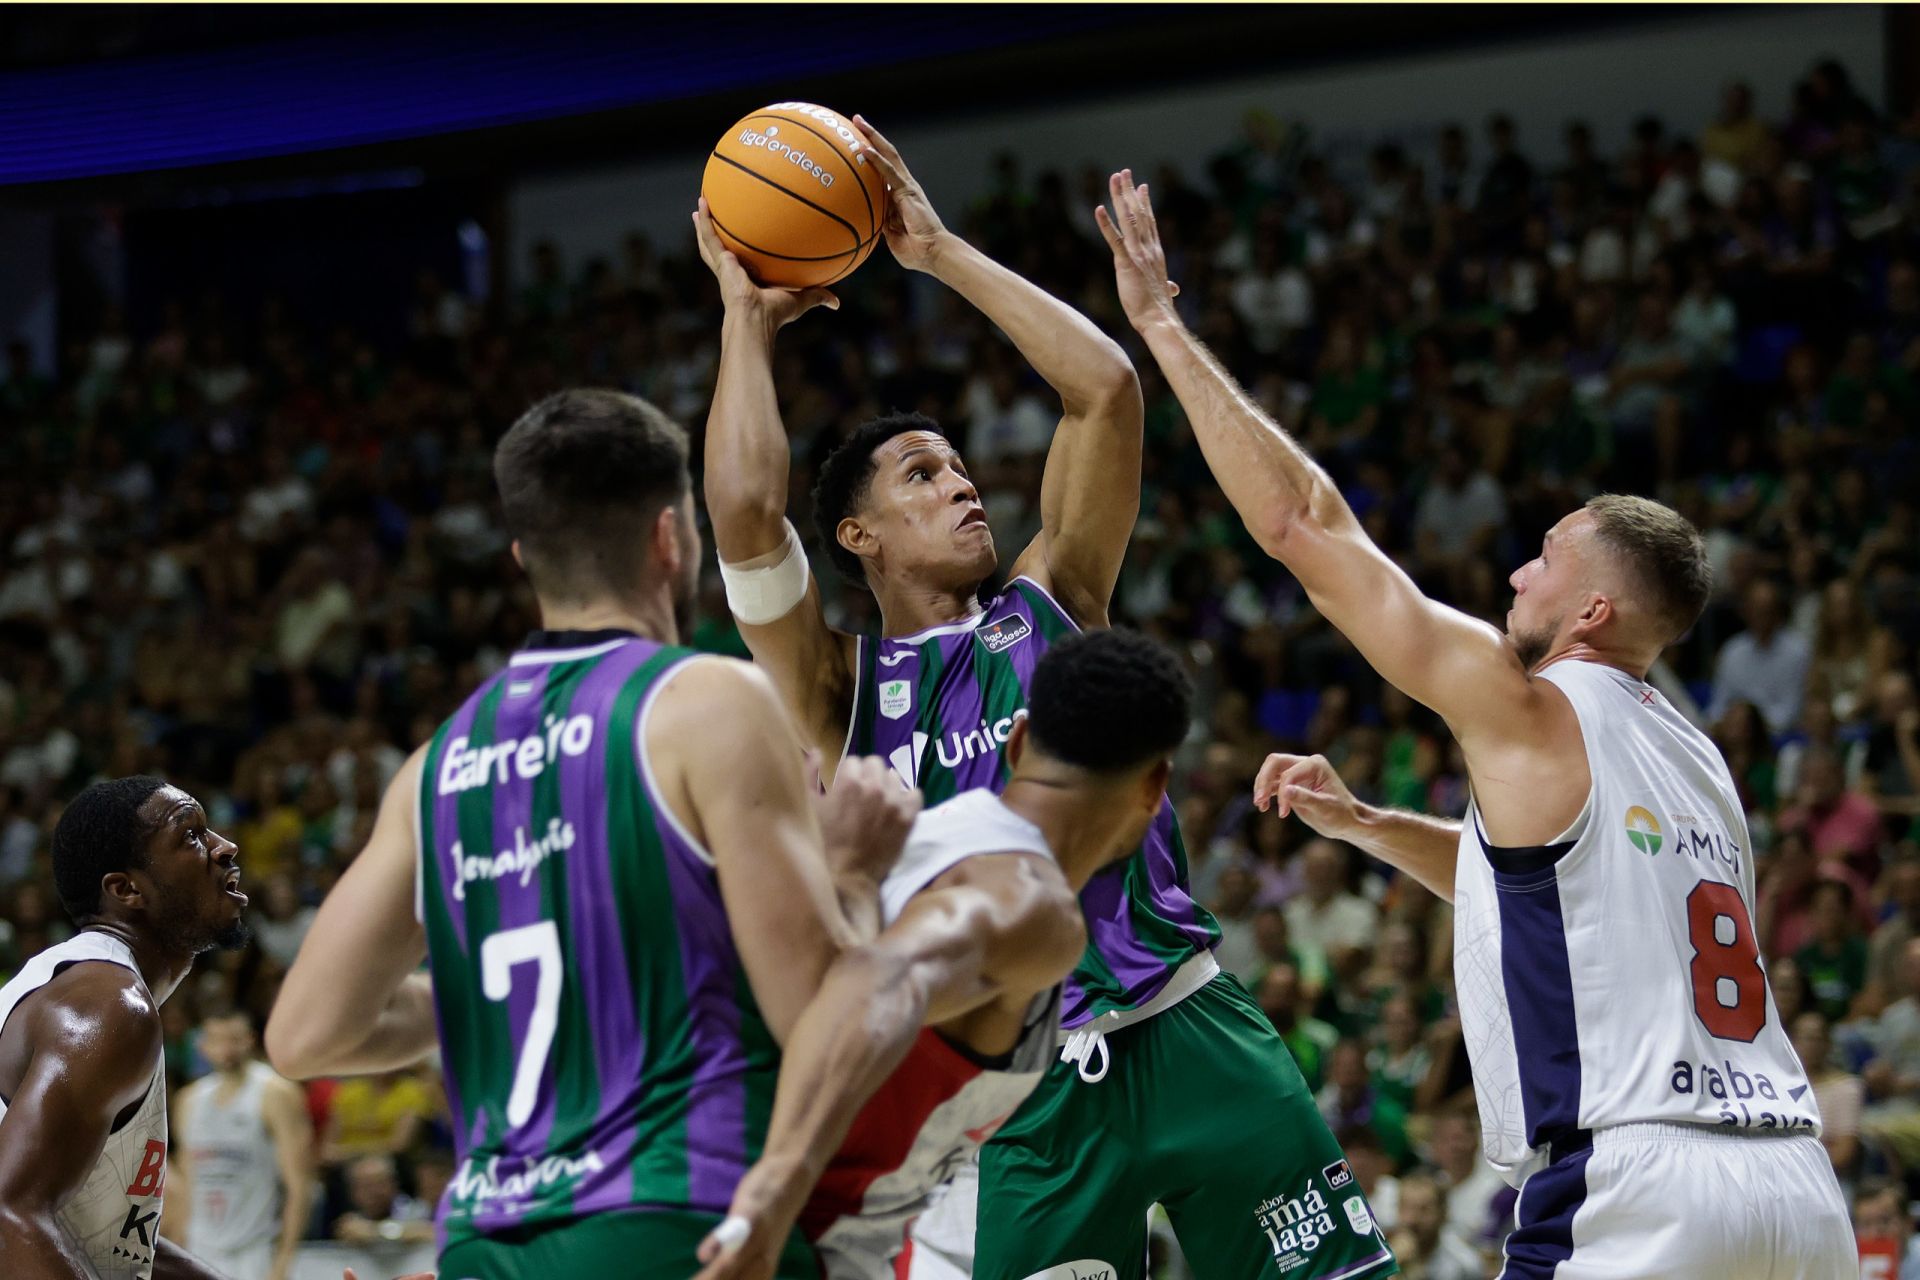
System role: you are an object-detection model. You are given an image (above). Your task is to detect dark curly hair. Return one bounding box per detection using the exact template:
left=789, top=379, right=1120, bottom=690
left=1026, top=629, right=1193, bottom=774
left=809, top=411, right=947, bottom=588
left=51, top=775, right=169, bottom=923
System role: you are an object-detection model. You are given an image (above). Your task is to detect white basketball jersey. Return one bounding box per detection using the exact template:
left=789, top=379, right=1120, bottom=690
left=1453, top=659, right=1818, bottom=1185
left=0, top=933, right=170, bottom=1280
left=179, top=1061, right=283, bottom=1255
left=806, top=790, right=1064, bottom=1280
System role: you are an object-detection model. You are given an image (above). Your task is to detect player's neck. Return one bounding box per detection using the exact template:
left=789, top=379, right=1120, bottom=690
left=79, top=921, right=197, bottom=1005
left=1000, top=776, right=1124, bottom=892
left=1529, top=640, right=1651, bottom=681
left=875, top=579, right=982, bottom=640
left=537, top=597, right=678, bottom=647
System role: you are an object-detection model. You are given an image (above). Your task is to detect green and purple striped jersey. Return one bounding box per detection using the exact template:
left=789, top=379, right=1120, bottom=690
left=416, top=631, right=778, bottom=1250
left=847, top=578, right=1219, bottom=1027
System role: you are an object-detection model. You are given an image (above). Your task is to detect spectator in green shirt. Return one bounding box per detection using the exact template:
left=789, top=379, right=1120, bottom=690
left=1370, top=993, right=1434, bottom=1114
left=1316, top=1037, right=1411, bottom=1166
left=1796, top=878, right=1870, bottom=1023
left=1255, top=959, right=1339, bottom=1091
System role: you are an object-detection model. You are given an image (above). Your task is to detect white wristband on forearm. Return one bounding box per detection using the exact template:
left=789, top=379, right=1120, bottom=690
left=719, top=520, right=810, bottom=625
left=713, top=1215, right=753, bottom=1254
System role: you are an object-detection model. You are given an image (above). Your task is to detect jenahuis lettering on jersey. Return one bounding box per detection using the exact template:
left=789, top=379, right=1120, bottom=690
left=848, top=580, right=1220, bottom=1026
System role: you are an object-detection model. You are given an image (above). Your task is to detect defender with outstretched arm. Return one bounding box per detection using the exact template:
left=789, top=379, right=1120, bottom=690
left=1098, top=169, right=1853, bottom=1278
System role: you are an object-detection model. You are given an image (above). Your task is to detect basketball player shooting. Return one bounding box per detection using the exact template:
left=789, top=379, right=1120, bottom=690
left=1098, top=171, right=1855, bottom=1277
left=698, top=120, right=1392, bottom=1280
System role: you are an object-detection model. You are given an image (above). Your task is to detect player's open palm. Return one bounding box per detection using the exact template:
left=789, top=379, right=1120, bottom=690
left=850, top=115, right=947, bottom=272
left=1253, top=752, right=1363, bottom=843
left=1095, top=168, right=1181, bottom=330
left=692, top=196, right=838, bottom=327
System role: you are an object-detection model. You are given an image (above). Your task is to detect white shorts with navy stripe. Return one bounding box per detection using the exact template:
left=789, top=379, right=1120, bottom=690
left=1500, top=1123, right=1854, bottom=1279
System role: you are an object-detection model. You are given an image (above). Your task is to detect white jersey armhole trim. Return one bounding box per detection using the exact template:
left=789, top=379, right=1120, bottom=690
left=1504, top=663, right=1601, bottom=868
left=837, top=634, right=864, bottom=769
left=1549, top=784, right=1593, bottom=846
left=886, top=610, right=987, bottom=645
left=508, top=637, right=630, bottom=667
left=633, top=653, right=719, bottom=868
left=411, top=753, right=426, bottom=926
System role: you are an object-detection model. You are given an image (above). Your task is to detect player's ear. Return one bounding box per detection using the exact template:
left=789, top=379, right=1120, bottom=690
left=1005, top=714, right=1029, bottom=769
left=653, top=504, right=686, bottom=576
left=510, top=539, right=524, bottom=572
left=1573, top=591, right=1612, bottom=636
left=99, top=870, right=143, bottom=915
left=837, top=515, right=877, bottom=568
left=1139, top=757, right=1173, bottom=814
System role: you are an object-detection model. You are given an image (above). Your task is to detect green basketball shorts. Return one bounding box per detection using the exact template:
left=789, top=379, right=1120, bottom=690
left=965, top=972, right=1398, bottom=1280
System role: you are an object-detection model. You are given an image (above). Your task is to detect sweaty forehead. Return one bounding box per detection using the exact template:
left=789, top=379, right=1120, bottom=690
left=874, top=431, right=959, bottom=468
left=1546, top=510, right=1593, bottom=546
left=141, top=785, right=200, bottom=830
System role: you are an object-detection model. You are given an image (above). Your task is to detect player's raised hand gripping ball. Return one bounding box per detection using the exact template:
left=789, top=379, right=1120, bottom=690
left=702, top=102, right=889, bottom=289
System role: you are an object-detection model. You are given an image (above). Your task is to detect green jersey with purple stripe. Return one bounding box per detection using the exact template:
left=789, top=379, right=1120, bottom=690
left=847, top=578, right=1219, bottom=1027
left=417, top=631, right=777, bottom=1250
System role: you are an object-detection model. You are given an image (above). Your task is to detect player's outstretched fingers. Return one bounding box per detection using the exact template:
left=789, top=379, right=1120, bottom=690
left=1254, top=752, right=1305, bottom=811
left=857, top=140, right=904, bottom=189
left=1134, top=181, right=1162, bottom=241
left=850, top=114, right=905, bottom=168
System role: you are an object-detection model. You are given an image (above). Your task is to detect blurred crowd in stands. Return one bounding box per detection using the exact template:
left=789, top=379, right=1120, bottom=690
left=2, top=54, right=1919, bottom=1277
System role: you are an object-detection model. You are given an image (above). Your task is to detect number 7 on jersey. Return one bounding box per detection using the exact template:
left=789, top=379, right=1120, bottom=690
left=481, top=921, right=563, bottom=1129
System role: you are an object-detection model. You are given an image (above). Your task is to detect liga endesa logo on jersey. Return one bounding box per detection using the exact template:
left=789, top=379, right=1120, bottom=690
left=978, top=614, right=1032, bottom=654
left=1625, top=805, right=1664, bottom=856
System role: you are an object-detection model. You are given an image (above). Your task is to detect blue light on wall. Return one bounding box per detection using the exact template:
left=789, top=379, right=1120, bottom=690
left=0, top=8, right=1153, bottom=186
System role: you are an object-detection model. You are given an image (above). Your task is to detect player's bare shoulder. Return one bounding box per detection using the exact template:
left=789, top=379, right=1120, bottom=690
left=1457, top=664, right=1593, bottom=849
left=644, top=653, right=782, bottom=741
left=8, top=960, right=163, bottom=1101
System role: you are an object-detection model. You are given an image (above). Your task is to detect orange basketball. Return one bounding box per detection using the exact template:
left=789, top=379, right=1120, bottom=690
left=702, top=102, right=889, bottom=289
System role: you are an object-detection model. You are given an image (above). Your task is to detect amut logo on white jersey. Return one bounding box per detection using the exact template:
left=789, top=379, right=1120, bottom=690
left=887, top=711, right=1028, bottom=787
